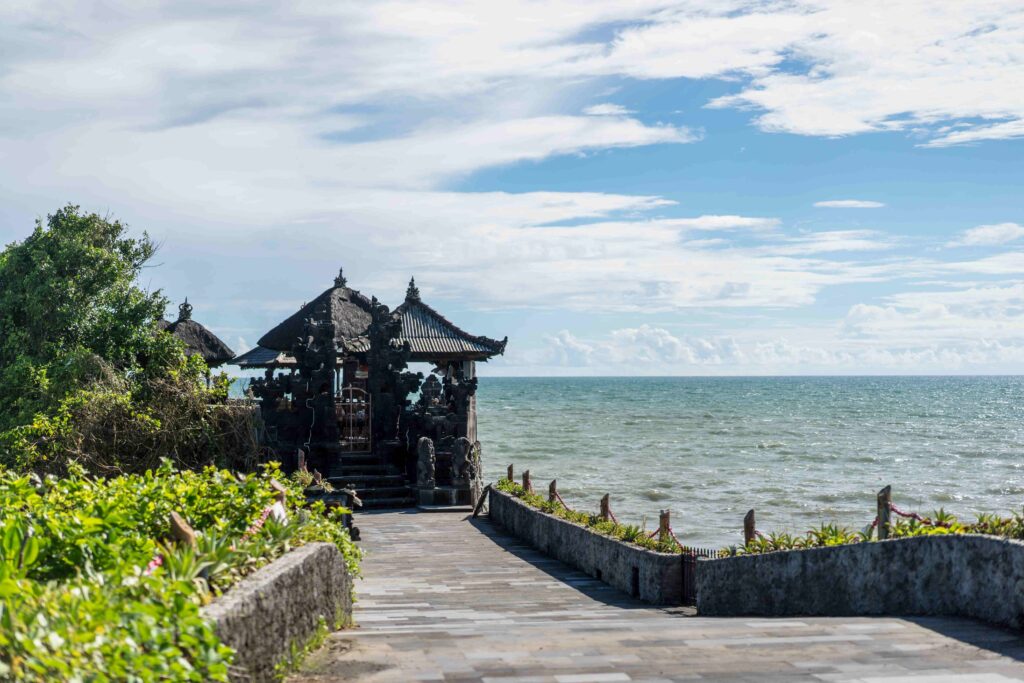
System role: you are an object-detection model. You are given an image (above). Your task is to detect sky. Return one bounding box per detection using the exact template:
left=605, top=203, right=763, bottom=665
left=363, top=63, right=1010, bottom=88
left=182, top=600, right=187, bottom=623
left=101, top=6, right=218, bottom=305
left=1, top=1, right=1022, bottom=376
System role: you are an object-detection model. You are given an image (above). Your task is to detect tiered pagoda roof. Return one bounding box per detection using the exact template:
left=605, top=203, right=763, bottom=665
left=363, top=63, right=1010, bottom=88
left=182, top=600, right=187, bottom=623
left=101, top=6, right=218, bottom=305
left=232, top=270, right=505, bottom=368
left=395, top=278, right=507, bottom=361
left=257, top=269, right=373, bottom=352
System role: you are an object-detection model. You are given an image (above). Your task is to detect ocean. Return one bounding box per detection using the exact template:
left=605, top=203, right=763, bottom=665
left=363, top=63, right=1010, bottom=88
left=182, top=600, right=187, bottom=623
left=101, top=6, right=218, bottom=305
left=476, top=376, right=1024, bottom=548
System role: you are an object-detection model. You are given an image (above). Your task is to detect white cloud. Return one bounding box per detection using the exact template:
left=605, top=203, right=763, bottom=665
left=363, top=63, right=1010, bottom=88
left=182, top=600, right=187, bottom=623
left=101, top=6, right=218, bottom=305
left=670, top=215, right=779, bottom=231
left=1, top=1, right=1022, bottom=375
left=763, top=230, right=895, bottom=256
left=523, top=321, right=1024, bottom=375
left=700, top=2, right=1024, bottom=145
left=947, top=222, right=1024, bottom=247
left=813, top=200, right=885, bottom=209
left=583, top=103, right=634, bottom=116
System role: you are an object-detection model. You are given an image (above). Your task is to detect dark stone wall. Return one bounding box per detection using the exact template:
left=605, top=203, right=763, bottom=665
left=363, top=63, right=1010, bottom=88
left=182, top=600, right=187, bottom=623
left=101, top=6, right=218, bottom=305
left=489, top=488, right=682, bottom=605
left=202, top=542, right=353, bottom=682
left=697, top=534, right=1024, bottom=628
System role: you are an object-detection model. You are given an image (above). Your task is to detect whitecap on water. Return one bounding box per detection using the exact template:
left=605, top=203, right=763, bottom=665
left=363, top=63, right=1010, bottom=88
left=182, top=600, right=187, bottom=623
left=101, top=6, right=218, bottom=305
left=757, top=441, right=786, bottom=449
left=642, top=489, right=671, bottom=501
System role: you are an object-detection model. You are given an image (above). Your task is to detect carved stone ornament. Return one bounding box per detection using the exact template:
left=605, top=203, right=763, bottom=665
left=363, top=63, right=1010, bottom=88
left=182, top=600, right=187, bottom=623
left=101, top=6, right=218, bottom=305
left=416, top=436, right=436, bottom=488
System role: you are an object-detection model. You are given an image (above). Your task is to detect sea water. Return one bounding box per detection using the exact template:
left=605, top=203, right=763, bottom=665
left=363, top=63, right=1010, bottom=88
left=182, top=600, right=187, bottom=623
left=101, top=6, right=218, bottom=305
left=476, top=376, right=1024, bottom=547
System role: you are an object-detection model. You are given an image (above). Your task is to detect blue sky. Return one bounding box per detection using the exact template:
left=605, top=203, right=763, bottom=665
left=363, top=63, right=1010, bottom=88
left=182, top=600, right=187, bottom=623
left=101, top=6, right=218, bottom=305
left=0, top=1, right=1022, bottom=375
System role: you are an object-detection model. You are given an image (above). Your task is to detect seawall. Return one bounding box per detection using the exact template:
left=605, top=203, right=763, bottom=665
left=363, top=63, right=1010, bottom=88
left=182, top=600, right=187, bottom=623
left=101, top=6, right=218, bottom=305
left=697, top=534, right=1024, bottom=628
left=489, top=487, right=682, bottom=605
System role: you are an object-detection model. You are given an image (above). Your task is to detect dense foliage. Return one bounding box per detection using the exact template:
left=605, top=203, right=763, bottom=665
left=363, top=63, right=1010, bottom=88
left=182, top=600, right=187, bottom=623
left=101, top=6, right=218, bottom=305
left=0, top=205, right=251, bottom=475
left=495, top=478, right=696, bottom=554
left=0, top=461, right=359, bottom=681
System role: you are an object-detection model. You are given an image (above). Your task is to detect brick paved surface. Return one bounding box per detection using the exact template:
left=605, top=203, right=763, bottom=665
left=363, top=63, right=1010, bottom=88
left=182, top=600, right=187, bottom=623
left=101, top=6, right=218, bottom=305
left=289, top=510, right=1024, bottom=682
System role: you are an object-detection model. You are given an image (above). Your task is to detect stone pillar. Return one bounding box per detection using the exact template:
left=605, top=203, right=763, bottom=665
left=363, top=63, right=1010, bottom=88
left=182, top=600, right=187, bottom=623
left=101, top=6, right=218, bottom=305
left=463, top=360, right=477, bottom=443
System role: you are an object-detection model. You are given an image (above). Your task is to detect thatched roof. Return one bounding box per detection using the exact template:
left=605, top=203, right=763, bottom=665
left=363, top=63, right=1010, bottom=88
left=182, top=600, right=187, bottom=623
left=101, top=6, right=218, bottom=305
left=162, top=299, right=235, bottom=367
left=257, top=269, right=374, bottom=352
left=394, top=278, right=507, bottom=361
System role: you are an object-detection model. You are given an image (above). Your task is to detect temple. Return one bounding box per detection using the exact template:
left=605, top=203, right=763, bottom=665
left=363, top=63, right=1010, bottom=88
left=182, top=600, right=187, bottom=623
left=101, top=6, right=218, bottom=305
left=233, top=269, right=506, bottom=508
left=160, top=299, right=235, bottom=369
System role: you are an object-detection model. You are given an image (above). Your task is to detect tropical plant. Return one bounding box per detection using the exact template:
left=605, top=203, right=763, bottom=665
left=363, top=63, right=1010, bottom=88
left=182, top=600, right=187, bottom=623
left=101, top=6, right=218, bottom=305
left=494, top=478, right=718, bottom=556
left=0, top=461, right=360, bottom=680
left=0, top=204, right=256, bottom=476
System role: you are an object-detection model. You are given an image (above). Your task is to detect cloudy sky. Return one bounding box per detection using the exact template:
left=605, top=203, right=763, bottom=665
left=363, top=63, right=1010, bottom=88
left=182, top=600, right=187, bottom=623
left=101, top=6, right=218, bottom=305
left=1, top=1, right=1022, bottom=375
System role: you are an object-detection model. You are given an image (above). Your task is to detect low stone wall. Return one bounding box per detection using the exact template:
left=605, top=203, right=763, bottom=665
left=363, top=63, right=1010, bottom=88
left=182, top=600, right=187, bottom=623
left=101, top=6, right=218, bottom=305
left=697, top=534, right=1024, bottom=628
left=203, top=542, right=353, bottom=683
left=489, top=487, right=682, bottom=604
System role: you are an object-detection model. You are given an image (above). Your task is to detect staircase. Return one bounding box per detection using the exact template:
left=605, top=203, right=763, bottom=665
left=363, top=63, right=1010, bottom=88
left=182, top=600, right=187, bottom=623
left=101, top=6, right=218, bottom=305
left=327, top=452, right=416, bottom=509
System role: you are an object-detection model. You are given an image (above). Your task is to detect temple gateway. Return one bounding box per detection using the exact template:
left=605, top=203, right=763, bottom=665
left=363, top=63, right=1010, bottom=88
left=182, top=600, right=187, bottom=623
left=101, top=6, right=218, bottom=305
left=233, top=269, right=506, bottom=509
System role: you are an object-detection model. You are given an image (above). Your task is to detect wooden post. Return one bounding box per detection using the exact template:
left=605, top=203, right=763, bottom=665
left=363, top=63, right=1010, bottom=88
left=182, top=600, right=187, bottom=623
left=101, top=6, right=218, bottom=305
left=169, top=511, right=196, bottom=549
left=297, top=448, right=307, bottom=472
left=548, top=479, right=557, bottom=503
left=507, top=464, right=514, bottom=482
left=600, top=494, right=610, bottom=522
left=270, top=479, right=288, bottom=504
left=743, top=509, right=756, bottom=546
left=877, top=485, right=892, bottom=540
left=472, top=484, right=492, bottom=518
left=658, top=510, right=670, bottom=542
left=522, top=470, right=532, bottom=493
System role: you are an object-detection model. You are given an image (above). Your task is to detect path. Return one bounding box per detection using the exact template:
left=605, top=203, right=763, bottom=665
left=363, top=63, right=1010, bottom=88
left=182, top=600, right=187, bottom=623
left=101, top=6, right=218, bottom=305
left=290, top=510, right=1024, bottom=682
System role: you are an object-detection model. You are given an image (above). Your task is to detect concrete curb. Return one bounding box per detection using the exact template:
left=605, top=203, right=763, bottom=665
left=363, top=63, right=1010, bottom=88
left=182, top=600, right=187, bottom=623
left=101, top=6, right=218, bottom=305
left=489, top=487, right=682, bottom=604
left=202, top=542, right=353, bottom=682
left=697, top=533, right=1024, bottom=628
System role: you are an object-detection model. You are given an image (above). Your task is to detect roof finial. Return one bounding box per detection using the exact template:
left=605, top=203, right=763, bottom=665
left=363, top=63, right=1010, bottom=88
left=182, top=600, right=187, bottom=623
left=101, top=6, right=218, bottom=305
left=334, top=267, right=347, bottom=287
left=406, top=276, right=421, bottom=302
left=178, top=297, right=193, bottom=322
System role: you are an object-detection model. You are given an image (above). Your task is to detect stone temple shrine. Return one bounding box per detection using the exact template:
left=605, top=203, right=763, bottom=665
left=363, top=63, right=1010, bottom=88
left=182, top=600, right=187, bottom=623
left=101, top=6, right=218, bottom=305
left=232, top=268, right=506, bottom=508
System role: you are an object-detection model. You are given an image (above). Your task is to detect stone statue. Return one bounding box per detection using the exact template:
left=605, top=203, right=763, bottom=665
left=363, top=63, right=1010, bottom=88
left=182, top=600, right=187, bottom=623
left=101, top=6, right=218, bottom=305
left=452, top=437, right=477, bottom=485
left=416, top=436, right=436, bottom=488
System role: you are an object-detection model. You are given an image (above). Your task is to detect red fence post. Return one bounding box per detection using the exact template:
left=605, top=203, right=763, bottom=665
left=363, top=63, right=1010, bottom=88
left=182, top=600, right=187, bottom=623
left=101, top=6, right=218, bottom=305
left=523, top=470, right=533, bottom=493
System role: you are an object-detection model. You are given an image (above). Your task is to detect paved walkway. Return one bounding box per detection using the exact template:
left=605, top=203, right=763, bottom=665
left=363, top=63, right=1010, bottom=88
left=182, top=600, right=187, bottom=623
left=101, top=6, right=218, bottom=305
left=290, top=510, right=1024, bottom=682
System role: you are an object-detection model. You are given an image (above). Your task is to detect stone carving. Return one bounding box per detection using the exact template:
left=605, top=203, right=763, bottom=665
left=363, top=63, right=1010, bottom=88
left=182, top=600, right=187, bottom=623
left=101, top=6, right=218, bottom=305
left=416, top=436, right=436, bottom=488
left=452, top=437, right=477, bottom=485
left=366, top=297, right=422, bottom=447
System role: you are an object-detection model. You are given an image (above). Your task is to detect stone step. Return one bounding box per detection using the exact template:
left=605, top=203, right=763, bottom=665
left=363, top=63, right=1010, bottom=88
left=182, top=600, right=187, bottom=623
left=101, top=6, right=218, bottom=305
left=359, top=495, right=417, bottom=509
left=329, top=464, right=390, bottom=477
left=328, top=474, right=406, bottom=487
left=356, top=486, right=414, bottom=498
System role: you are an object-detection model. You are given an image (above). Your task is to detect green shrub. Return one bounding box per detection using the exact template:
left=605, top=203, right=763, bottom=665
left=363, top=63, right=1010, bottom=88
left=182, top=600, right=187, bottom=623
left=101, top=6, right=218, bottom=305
left=0, top=205, right=258, bottom=477
left=738, top=507, right=1024, bottom=555
left=0, top=461, right=360, bottom=681
left=494, top=478, right=701, bottom=555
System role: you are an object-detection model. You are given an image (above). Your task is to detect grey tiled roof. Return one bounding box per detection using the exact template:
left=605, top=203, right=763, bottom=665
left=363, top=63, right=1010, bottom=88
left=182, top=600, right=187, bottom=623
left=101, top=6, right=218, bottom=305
left=231, top=346, right=296, bottom=367
left=395, top=299, right=506, bottom=360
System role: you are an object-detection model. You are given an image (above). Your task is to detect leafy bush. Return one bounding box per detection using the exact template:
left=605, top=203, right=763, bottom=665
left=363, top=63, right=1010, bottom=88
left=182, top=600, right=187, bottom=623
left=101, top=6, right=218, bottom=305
left=0, top=461, right=360, bottom=681
left=0, top=205, right=256, bottom=476
left=495, top=478, right=705, bottom=554
left=737, top=507, right=1024, bottom=555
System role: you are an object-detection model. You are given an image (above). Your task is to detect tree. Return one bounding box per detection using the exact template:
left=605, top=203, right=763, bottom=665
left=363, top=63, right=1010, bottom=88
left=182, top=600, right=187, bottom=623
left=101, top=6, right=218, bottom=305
left=0, top=205, right=252, bottom=475
left=0, top=204, right=164, bottom=371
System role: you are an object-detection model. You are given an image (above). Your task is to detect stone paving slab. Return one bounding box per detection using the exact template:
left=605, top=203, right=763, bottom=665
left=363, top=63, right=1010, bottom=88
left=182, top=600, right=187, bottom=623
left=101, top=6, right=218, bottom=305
left=289, top=510, right=1024, bottom=683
